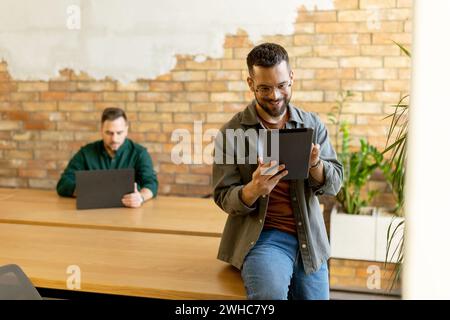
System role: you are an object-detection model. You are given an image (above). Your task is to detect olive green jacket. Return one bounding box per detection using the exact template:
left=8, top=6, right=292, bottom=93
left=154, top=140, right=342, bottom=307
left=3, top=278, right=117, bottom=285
left=212, top=101, right=343, bottom=274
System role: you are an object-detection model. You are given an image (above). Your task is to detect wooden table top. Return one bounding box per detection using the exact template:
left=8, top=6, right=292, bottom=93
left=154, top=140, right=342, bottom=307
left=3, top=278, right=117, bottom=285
left=0, top=188, right=227, bottom=237
left=0, top=222, right=246, bottom=299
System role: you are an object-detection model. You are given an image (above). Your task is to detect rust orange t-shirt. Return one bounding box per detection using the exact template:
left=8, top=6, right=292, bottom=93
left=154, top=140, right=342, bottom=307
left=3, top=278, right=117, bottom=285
left=258, top=111, right=297, bottom=236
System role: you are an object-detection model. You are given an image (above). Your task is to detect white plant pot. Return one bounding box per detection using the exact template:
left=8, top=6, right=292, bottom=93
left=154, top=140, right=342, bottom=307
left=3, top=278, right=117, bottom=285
left=330, top=205, right=404, bottom=262
left=375, top=208, right=404, bottom=263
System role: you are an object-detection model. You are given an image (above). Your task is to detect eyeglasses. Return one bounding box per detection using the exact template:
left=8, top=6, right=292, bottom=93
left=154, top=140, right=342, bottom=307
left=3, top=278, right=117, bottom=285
left=253, top=80, right=292, bottom=96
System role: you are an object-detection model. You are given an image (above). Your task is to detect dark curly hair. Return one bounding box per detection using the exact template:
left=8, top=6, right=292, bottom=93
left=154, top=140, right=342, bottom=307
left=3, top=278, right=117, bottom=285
left=246, top=43, right=290, bottom=76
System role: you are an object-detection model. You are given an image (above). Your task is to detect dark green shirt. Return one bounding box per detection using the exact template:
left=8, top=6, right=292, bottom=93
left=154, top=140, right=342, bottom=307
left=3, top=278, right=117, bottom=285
left=56, top=138, right=158, bottom=197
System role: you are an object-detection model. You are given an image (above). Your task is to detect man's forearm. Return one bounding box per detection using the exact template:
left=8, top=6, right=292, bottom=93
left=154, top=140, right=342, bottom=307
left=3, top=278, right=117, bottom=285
left=309, top=160, right=325, bottom=184
left=140, top=187, right=153, bottom=202
left=241, top=183, right=259, bottom=207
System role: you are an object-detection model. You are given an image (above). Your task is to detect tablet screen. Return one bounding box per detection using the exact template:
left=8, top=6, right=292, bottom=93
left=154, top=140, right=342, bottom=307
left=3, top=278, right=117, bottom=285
left=259, top=128, right=314, bottom=180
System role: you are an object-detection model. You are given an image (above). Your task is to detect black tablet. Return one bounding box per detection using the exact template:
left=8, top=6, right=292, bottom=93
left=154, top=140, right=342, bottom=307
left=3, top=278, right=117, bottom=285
left=260, top=128, right=314, bottom=180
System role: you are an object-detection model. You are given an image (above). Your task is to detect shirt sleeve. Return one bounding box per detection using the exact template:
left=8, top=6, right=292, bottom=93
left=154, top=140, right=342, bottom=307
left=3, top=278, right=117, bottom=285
left=136, top=149, right=159, bottom=197
left=212, top=128, right=257, bottom=216
left=56, top=149, right=86, bottom=197
left=307, top=113, right=344, bottom=196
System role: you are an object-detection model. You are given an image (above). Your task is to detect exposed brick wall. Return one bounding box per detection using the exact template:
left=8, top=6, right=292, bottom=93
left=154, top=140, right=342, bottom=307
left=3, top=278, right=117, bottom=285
left=330, top=258, right=401, bottom=294
left=0, top=0, right=411, bottom=202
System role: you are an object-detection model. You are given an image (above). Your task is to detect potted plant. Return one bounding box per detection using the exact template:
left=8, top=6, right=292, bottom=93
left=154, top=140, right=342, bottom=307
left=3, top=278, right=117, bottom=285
left=328, top=91, right=403, bottom=262
left=328, top=91, right=392, bottom=261
left=381, top=42, right=410, bottom=289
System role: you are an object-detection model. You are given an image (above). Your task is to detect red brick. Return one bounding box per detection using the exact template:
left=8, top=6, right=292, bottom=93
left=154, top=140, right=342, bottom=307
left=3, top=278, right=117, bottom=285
left=28, top=179, right=56, bottom=189
left=157, top=174, right=175, bottom=184
left=297, top=11, right=337, bottom=22
left=94, top=102, right=126, bottom=111
left=211, top=92, right=242, bottom=102
left=0, top=72, right=11, bottom=81
left=190, top=165, right=212, bottom=174
left=149, top=82, right=183, bottom=92
left=69, top=92, right=102, bottom=101
left=174, top=113, right=205, bottom=123
left=139, top=112, right=172, bottom=122
left=0, top=140, right=17, bottom=149
left=146, top=133, right=170, bottom=143
left=162, top=123, right=194, bottom=133
left=207, top=71, right=242, bottom=81
left=0, top=168, right=17, bottom=176
left=224, top=36, right=252, bottom=48
left=0, top=177, right=27, bottom=187
left=131, top=122, right=161, bottom=133
left=184, top=82, right=227, bottom=92
left=137, top=92, right=171, bottom=102
left=103, top=92, right=135, bottom=102
left=0, top=82, right=17, bottom=93
left=74, top=132, right=99, bottom=141
left=175, top=174, right=210, bottom=186
left=172, top=92, right=209, bottom=102
left=0, top=120, right=21, bottom=130
left=57, top=122, right=98, bottom=131
left=40, top=131, right=74, bottom=141
left=48, top=81, right=77, bottom=91
left=2, top=111, right=29, bottom=121
left=191, top=103, right=223, bottom=112
left=34, top=150, right=72, bottom=160
left=5, top=150, right=33, bottom=160
left=172, top=71, right=206, bottom=81
left=18, top=169, right=47, bottom=178
left=156, top=103, right=190, bottom=112
left=223, top=103, right=246, bottom=113
left=160, top=163, right=190, bottom=173
left=24, top=121, right=55, bottom=130
left=40, top=91, right=68, bottom=101
left=23, top=102, right=57, bottom=111
left=27, top=160, right=57, bottom=170
left=126, top=102, right=155, bottom=112
left=69, top=112, right=100, bottom=122
left=10, top=92, right=39, bottom=101
left=59, top=102, right=94, bottom=111
left=17, top=82, right=48, bottom=92
left=76, top=81, right=116, bottom=91
left=185, top=60, right=221, bottom=70
left=116, top=81, right=150, bottom=91
left=30, top=112, right=66, bottom=122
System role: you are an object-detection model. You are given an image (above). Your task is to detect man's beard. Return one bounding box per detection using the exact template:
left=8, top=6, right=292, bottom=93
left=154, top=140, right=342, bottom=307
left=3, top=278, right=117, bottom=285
left=104, top=142, right=120, bottom=155
left=255, top=95, right=290, bottom=118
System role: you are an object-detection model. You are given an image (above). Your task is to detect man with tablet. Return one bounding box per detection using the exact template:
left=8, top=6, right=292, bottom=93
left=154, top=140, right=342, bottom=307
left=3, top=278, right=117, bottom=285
left=213, top=43, right=343, bottom=300
left=56, top=107, right=158, bottom=208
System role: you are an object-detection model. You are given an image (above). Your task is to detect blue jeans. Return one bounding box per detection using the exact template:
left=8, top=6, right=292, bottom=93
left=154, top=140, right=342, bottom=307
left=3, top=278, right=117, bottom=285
left=241, top=229, right=329, bottom=300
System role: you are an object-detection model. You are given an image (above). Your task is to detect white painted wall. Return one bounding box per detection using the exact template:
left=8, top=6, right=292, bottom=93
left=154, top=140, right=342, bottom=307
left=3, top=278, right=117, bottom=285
left=0, top=0, right=333, bottom=82
left=404, top=0, right=450, bottom=299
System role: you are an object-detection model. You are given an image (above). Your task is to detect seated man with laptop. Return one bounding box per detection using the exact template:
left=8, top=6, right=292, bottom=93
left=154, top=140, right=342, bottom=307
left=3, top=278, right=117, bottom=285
left=56, top=107, right=158, bottom=208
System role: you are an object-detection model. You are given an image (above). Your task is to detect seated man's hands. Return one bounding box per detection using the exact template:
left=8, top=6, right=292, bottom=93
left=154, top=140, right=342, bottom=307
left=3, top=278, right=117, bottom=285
left=122, top=183, right=144, bottom=208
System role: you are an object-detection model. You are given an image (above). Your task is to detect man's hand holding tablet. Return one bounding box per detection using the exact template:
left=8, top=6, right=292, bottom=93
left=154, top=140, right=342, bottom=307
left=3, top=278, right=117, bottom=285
left=240, top=157, right=288, bottom=207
